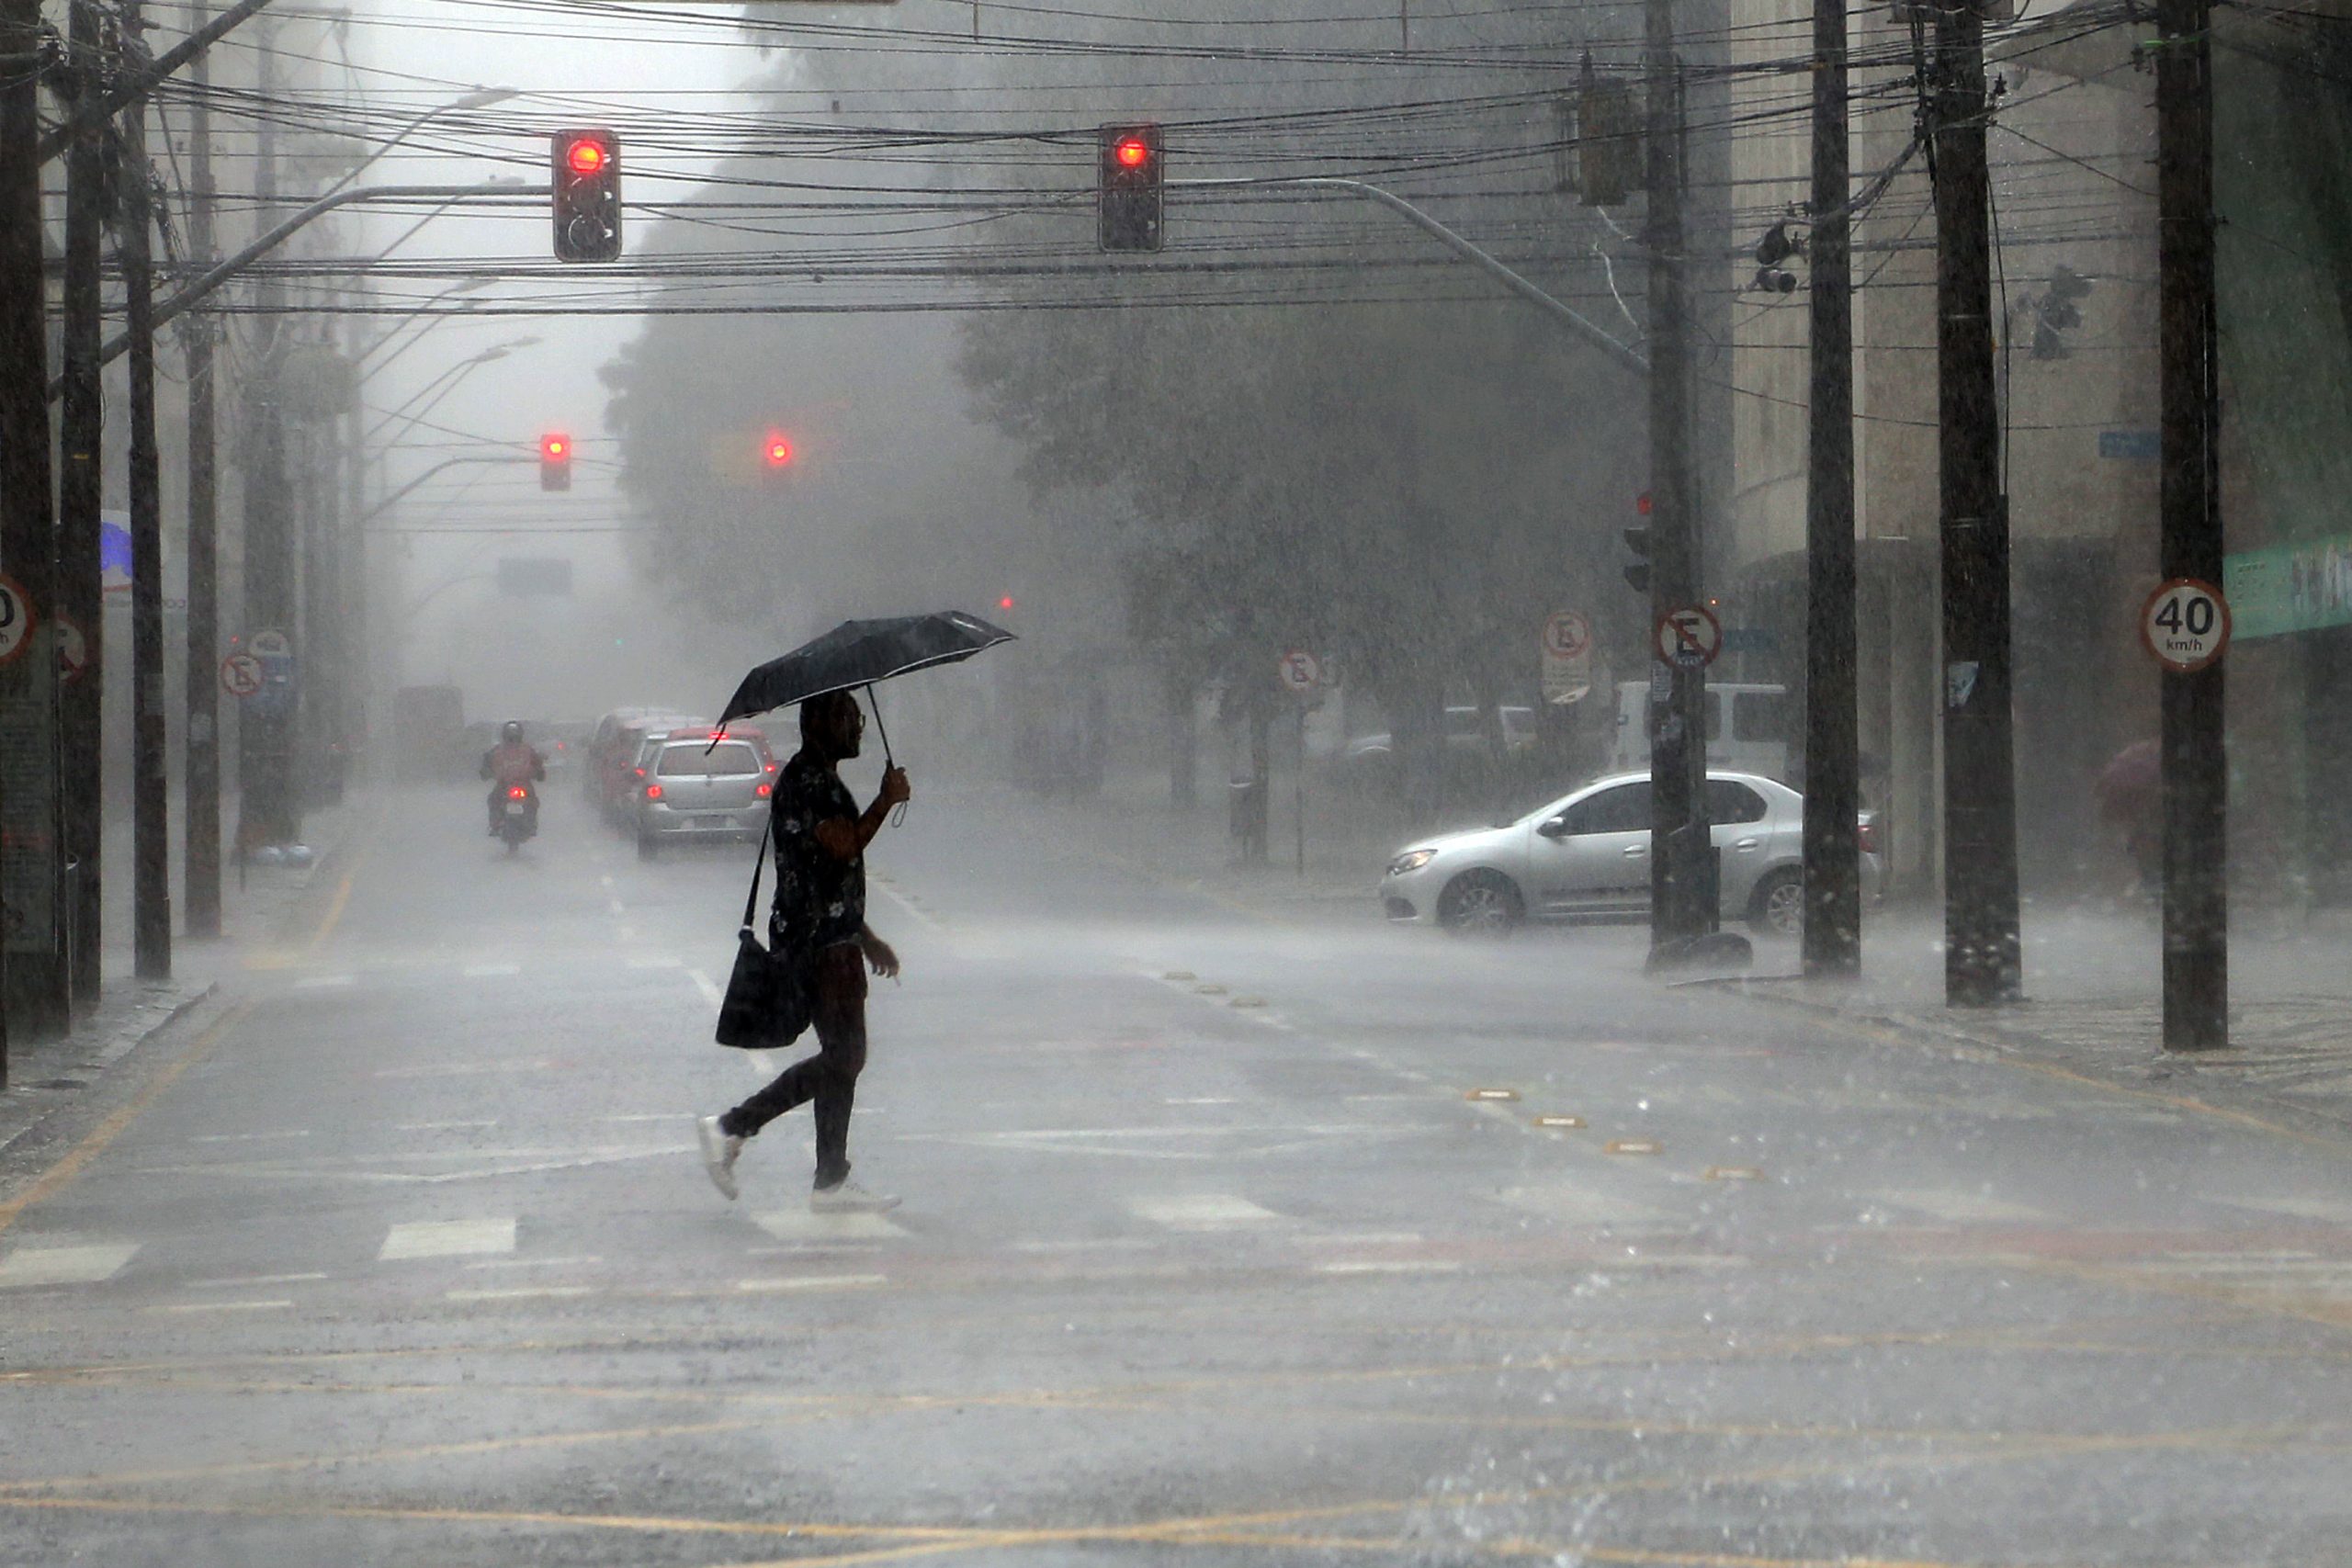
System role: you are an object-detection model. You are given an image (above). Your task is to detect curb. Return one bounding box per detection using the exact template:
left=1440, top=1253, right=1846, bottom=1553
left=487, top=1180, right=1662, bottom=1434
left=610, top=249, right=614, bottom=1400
left=0, top=979, right=221, bottom=1163
left=1703, top=972, right=2352, bottom=1149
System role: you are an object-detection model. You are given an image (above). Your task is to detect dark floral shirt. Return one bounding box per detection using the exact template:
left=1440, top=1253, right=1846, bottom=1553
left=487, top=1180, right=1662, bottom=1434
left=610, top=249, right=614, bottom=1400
left=769, top=750, right=864, bottom=953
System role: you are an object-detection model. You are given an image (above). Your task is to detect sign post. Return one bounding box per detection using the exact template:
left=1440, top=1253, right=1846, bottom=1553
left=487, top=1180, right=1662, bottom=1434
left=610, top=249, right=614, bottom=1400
left=1277, top=649, right=1321, bottom=878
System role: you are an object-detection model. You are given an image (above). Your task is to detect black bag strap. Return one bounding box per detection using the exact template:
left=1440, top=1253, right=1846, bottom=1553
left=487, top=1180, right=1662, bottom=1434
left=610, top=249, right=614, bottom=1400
left=740, top=804, right=779, bottom=934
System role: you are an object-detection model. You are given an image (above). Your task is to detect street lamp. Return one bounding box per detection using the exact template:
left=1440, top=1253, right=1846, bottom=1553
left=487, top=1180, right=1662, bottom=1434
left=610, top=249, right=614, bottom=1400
left=364, top=337, right=539, bottom=445
left=318, top=86, right=521, bottom=205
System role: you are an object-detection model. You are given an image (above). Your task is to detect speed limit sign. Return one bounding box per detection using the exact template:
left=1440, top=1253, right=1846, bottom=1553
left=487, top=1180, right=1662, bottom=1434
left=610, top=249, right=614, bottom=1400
left=2140, top=578, right=2230, bottom=673
left=0, top=572, right=33, bottom=668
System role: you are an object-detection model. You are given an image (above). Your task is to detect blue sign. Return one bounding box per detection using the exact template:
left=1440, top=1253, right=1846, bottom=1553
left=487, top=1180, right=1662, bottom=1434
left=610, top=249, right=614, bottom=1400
left=2098, top=429, right=2161, bottom=461
left=100, top=518, right=133, bottom=589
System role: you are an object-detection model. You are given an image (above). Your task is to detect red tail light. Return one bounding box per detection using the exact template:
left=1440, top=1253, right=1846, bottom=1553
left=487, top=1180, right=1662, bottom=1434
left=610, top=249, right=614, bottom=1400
left=633, top=766, right=647, bottom=778
left=754, top=782, right=773, bottom=798
left=645, top=783, right=663, bottom=800
left=763, top=761, right=778, bottom=774
left=507, top=786, right=526, bottom=800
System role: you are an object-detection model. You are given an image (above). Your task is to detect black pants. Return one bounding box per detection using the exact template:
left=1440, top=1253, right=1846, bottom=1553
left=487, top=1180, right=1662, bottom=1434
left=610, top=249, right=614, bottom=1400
left=720, top=943, right=868, bottom=1188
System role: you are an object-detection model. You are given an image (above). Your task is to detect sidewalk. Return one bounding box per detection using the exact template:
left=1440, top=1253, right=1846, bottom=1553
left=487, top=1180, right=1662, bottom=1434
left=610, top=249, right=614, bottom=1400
left=1718, top=901, right=2352, bottom=1140
left=0, top=789, right=370, bottom=1159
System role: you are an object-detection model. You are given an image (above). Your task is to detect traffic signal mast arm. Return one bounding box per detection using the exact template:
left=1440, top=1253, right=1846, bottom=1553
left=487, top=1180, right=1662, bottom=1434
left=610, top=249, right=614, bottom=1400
left=1173, top=175, right=1648, bottom=378
left=360, top=453, right=541, bottom=525
left=47, top=181, right=542, bottom=400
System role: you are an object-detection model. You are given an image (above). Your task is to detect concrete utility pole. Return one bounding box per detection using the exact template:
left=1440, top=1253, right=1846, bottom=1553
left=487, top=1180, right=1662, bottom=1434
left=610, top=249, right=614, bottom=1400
left=58, top=0, right=110, bottom=1003
left=119, top=0, right=171, bottom=979
left=1801, top=0, right=1860, bottom=976
left=239, top=24, right=299, bottom=851
left=1929, top=0, right=2022, bottom=1006
left=1643, top=0, right=1715, bottom=963
left=0, top=0, right=70, bottom=1042
left=2155, top=0, right=2226, bottom=1048
left=182, top=0, right=222, bottom=938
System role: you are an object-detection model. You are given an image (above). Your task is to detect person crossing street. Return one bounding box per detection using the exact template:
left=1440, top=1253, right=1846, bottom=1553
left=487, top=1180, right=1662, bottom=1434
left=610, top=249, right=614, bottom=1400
left=698, top=690, right=910, bottom=1211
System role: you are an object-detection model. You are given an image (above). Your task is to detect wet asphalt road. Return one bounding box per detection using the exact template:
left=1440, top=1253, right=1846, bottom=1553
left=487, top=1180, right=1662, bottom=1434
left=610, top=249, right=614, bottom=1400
left=3, top=780, right=2350, bottom=1567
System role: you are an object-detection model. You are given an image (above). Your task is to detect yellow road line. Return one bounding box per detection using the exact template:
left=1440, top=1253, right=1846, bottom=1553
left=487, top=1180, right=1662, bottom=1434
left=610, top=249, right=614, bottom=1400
left=0, top=1001, right=252, bottom=1242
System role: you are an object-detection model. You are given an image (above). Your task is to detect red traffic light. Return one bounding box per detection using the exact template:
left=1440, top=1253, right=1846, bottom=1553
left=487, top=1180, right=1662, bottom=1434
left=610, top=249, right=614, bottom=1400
left=565, top=138, right=608, bottom=176
left=541, top=433, right=571, bottom=461
left=998, top=595, right=1016, bottom=612
left=1113, top=135, right=1151, bottom=170
left=763, top=431, right=794, bottom=468
left=1635, top=491, right=1654, bottom=515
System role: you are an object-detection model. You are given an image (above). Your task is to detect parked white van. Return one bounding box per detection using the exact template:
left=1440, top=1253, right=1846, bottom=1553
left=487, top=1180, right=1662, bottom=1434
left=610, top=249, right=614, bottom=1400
left=1608, top=681, right=1793, bottom=782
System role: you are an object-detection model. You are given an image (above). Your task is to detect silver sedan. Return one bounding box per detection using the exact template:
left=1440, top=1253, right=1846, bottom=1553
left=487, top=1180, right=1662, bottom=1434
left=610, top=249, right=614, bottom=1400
left=1379, top=770, right=1873, bottom=937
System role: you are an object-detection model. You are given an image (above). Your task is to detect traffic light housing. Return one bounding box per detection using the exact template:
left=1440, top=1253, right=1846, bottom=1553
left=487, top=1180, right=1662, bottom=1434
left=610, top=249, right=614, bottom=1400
left=1623, top=493, right=1653, bottom=593
left=539, top=432, right=572, bottom=491
left=1097, top=122, right=1163, bottom=254
left=551, top=130, right=621, bottom=263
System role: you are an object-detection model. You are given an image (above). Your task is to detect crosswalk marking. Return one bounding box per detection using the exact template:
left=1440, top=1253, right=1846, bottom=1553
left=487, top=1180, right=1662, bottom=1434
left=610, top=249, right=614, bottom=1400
left=0, top=1243, right=140, bottom=1289
left=736, top=1274, right=888, bottom=1293
left=1129, top=1194, right=1282, bottom=1230
left=1880, top=1190, right=2052, bottom=1225
left=461, top=963, right=522, bottom=978
left=446, top=1285, right=593, bottom=1303
left=1497, top=1185, right=1669, bottom=1227
left=2224, top=1197, right=2352, bottom=1227
left=292, top=975, right=356, bottom=990
left=752, top=1209, right=909, bottom=1243
left=379, top=1219, right=516, bottom=1262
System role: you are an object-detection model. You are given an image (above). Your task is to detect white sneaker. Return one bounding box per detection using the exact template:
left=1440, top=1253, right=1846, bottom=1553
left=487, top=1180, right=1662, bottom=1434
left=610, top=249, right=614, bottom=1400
left=696, top=1115, right=743, bottom=1201
left=809, top=1179, right=899, bottom=1214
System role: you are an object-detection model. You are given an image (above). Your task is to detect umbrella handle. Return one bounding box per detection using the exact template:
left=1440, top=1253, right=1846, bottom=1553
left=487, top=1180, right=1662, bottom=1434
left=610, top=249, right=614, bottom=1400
left=865, top=685, right=910, bottom=825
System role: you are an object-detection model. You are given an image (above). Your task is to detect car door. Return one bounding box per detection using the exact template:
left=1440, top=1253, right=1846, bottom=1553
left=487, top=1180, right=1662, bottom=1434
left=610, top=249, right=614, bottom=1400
left=1705, top=777, right=1776, bottom=910
left=1527, top=782, right=1652, bottom=917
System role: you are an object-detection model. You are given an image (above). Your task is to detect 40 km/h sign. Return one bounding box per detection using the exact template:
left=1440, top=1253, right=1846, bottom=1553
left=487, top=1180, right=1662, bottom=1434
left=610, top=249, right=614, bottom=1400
left=2141, top=577, right=2231, bottom=673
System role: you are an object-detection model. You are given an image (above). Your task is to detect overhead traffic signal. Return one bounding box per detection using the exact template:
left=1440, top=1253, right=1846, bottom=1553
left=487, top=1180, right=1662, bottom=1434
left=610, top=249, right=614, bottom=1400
left=539, top=432, right=572, bottom=491
left=1623, top=492, right=1653, bottom=594
left=762, top=430, right=795, bottom=471
left=551, top=130, right=621, bottom=263
left=1097, top=122, right=1163, bottom=254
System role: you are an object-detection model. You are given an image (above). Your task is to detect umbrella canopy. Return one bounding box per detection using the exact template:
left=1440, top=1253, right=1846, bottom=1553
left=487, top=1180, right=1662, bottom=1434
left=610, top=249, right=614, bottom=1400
left=717, top=611, right=1015, bottom=728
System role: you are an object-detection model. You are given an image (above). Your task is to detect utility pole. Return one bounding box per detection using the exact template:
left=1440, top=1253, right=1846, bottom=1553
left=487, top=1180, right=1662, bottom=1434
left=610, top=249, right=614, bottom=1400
left=0, top=0, right=46, bottom=1079
left=2156, top=0, right=2225, bottom=1048
left=119, top=0, right=170, bottom=979
left=182, top=0, right=221, bottom=938
left=1801, top=0, right=1860, bottom=976
left=0, top=0, right=69, bottom=1042
left=239, top=23, right=299, bottom=852
left=1644, top=0, right=1714, bottom=964
left=1930, top=0, right=2022, bottom=1005
left=59, top=0, right=109, bottom=1005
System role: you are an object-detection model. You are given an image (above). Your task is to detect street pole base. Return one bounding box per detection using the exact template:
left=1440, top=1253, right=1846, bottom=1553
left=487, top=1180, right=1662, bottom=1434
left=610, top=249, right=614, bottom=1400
left=1645, top=931, right=1754, bottom=975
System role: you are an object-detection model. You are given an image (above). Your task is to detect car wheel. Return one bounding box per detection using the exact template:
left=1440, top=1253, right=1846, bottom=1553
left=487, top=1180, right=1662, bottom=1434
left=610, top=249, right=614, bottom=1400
left=1437, top=870, right=1522, bottom=937
left=1747, top=869, right=1804, bottom=937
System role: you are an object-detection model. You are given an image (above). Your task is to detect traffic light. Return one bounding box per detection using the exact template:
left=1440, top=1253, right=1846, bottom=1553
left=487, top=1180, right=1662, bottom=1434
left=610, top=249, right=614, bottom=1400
left=551, top=130, right=621, bottom=263
left=761, top=430, right=795, bottom=472
left=1097, top=122, right=1162, bottom=254
left=1623, top=492, right=1653, bottom=594
left=539, top=432, right=572, bottom=491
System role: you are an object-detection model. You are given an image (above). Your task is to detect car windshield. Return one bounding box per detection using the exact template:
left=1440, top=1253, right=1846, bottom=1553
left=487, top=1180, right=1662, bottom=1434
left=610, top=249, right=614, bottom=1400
left=657, top=742, right=761, bottom=776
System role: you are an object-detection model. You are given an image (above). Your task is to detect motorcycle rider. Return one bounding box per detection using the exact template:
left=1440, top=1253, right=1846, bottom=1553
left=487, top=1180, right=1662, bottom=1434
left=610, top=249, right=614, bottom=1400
left=480, top=720, right=547, bottom=836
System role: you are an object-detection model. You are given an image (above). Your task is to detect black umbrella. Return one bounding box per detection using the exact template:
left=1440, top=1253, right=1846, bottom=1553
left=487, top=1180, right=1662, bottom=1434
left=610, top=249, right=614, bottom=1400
left=716, top=611, right=1015, bottom=762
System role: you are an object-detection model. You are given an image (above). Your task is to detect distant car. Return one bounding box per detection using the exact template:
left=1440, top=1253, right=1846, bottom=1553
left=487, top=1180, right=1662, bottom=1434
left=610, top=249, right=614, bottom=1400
left=540, top=719, right=595, bottom=774
left=1341, top=705, right=1537, bottom=772
left=628, top=728, right=778, bottom=859
left=592, top=711, right=707, bottom=820
left=1378, top=770, right=1883, bottom=937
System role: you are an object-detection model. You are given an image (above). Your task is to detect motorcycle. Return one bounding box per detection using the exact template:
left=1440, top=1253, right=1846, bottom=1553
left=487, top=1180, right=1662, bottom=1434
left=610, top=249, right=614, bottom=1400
left=497, top=784, right=538, bottom=853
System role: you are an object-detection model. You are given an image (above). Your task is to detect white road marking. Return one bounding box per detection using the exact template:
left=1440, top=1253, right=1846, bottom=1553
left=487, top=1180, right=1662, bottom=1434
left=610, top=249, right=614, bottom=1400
left=686, top=968, right=725, bottom=1009
left=148, top=1299, right=293, bottom=1314
left=617, top=924, right=638, bottom=942
left=379, top=1218, right=516, bottom=1262
left=625, top=956, right=684, bottom=970
left=736, top=1274, right=888, bottom=1293
left=465, top=1255, right=603, bottom=1271
left=1498, top=1186, right=1671, bottom=1227
left=2224, top=1197, right=2352, bottom=1227
left=190, top=1130, right=311, bottom=1144
left=869, top=881, right=940, bottom=932
left=446, top=1285, right=595, bottom=1303
left=1130, top=1194, right=1282, bottom=1231
left=375, top=1061, right=550, bottom=1080
left=461, top=964, right=522, bottom=978
left=1316, top=1259, right=1461, bottom=1276
left=1165, top=1098, right=1236, bottom=1107
left=292, top=975, right=355, bottom=991
left=188, top=1272, right=327, bottom=1290
left=752, top=1209, right=908, bottom=1243
left=601, top=1112, right=698, bottom=1123
left=606, top=898, right=627, bottom=916
left=395, top=1120, right=500, bottom=1132
left=1881, top=1190, right=2052, bottom=1225
left=1302, top=1231, right=1425, bottom=1247
left=0, top=1243, right=140, bottom=1289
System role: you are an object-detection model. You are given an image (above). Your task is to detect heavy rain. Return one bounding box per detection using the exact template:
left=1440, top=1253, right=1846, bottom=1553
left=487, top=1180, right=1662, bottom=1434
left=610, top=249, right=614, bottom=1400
left=2, top=0, right=2349, bottom=1562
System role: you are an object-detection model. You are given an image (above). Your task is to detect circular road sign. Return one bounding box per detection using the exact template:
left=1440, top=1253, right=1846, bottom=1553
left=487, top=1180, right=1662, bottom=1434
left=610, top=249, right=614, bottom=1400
left=1277, top=649, right=1322, bottom=694
left=220, top=651, right=265, bottom=699
left=57, top=615, right=87, bottom=683
left=1653, top=603, right=1723, bottom=669
left=0, top=572, right=33, bottom=668
left=1541, top=610, right=1592, bottom=661
left=2140, top=577, right=2230, bottom=673
left=249, top=628, right=292, bottom=661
